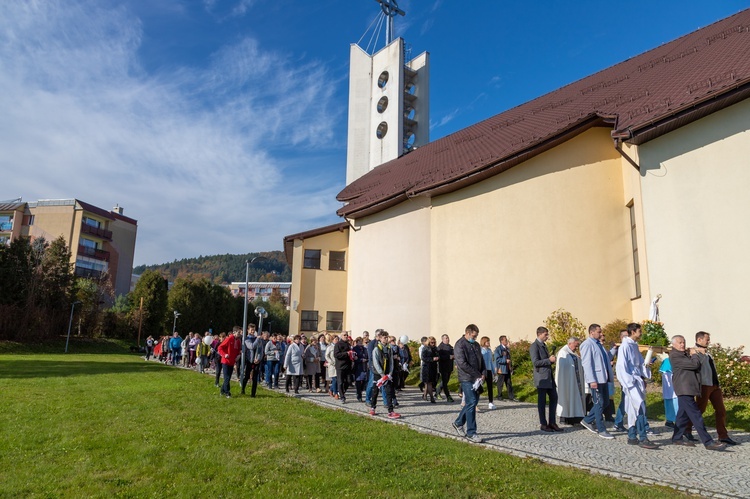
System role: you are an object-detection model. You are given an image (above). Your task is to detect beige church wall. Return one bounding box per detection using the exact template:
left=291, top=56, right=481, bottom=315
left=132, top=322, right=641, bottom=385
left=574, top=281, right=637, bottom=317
left=637, top=99, right=750, bottom=347
left=620, top=142, right=651, bottom=321
left=431, top=127, right=634, bottom=343
left=289, top=229, right=349, bottom=336
left=347, top=196, right=431, bottom=338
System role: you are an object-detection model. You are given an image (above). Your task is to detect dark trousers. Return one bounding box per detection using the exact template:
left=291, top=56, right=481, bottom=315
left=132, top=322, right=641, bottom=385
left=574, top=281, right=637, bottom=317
left=436, top=369, right=452, bottom=398
left=336, top=368, right=350, bottom=399
left=241, top=362, right=261, bottom=396
left=537, top=387, right=558, bottom=426
left=484, top=370, right=494, bottom=403
left=221, top=363, right=233, bottom=395
left=214, top=356, right=222, bottom=385
left=672, top=395, right=713, bottom=444
left=145, top=346, right=153, bottom=361
left=685, top=385, right=728, bottom=439
left=497, top=373, right=514, bottom=400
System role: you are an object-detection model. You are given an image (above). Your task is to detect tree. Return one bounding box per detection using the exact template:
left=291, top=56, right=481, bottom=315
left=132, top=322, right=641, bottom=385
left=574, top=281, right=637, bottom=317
left=167, top=276, right=238, bottom=335
left=130, top=270, right=168, bottom=337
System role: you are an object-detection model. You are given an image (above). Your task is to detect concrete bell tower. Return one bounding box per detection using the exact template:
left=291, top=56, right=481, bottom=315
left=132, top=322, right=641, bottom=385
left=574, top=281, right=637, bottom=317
left=345, top=0, right=430, bottom=186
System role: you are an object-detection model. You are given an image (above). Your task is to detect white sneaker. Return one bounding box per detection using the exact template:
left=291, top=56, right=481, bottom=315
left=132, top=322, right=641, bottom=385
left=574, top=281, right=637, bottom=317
left=488, top=403, right=496, bottom=410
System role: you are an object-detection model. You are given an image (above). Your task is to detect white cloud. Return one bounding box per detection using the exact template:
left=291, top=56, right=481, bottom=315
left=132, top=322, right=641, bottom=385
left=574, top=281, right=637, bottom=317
left=0, top=0, right=344, bottom=265
left=431, top=108, right=460, bottom=129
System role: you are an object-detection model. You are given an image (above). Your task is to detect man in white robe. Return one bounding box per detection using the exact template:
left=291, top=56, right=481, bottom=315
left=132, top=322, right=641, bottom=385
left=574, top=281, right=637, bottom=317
left=555, top=337, right=586, bottom=425
left=615, top=324, right=658, bottom=449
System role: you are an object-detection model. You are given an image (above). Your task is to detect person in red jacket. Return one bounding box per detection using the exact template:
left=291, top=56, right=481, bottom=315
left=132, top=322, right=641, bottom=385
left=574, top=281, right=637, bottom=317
left=218, top=328, right=242, bottom=398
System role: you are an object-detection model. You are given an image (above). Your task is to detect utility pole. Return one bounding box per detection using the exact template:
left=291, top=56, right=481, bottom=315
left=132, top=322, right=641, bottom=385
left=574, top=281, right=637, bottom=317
left=137, top=296, right=144, bottom=347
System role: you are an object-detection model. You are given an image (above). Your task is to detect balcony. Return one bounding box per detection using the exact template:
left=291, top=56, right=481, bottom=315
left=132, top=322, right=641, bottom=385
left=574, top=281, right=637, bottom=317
left=0, top=221, right=12, bottom=232
left=75, top=266, right=103, bottom=279
left=81, top=222, right=112, bottom=240
left=78, top=244, right=110, bottom=262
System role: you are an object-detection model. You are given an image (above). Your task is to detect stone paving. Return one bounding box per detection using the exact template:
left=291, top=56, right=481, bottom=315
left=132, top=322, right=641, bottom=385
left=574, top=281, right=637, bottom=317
left=287, top=385, right=750, bottom=498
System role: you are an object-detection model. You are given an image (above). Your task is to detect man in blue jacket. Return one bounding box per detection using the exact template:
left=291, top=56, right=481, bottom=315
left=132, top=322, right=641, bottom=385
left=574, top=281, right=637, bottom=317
left=168, top=332, right=182, bottom=366
left=580, top=324, right=615, bottom=439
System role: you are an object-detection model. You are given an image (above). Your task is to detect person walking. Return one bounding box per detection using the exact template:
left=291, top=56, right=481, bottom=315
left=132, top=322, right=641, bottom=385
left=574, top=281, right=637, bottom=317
left=326, top=334, right=339, bottom=398
left=352, top=337, right=368, bottom=401
left=436, top=334, right=455, bottom=402
left=284, top=335, right=304, bottom=394
left=480, top=337, right=496, bottom=410
left=398, top=337, right=412, bottom=391
left=451, top=324, right=485, bottom=443
left=555, top=337, right=585, bottom=426
left=318, top=333, right=328, bottom=391
left=265, top=334, right=282, bottom=389
left=530, top=327, right=562, bottom=432
left=579, top=324, right=615, bottom=440
left=369, top=333, right=400, bottom=418
left=684, top=331, right=739, bottom=445
left=494, top=335, right=516, bottom=401
left=217, top=329, right=241, bottom=398
left=420, top=336, right=439, bottom=403
left=669, top=335, right=727, bottom=450
left=169, top=331, right=182, bottom=366
left=196, top=334, right=210, bottom=374
left=333, top=331, right=354, bottom=402
left=145, top=335, right=155, bottom=361
left=304, top=336, right=322, bottom=393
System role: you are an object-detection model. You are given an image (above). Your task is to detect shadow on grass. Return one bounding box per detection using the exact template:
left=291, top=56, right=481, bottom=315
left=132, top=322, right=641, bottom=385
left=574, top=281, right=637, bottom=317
left=0, top=358, right=163, bottom=379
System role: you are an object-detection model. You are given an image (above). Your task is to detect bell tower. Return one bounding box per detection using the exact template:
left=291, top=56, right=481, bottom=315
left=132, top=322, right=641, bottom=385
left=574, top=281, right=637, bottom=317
left=345, top=0, right=430, bottom=185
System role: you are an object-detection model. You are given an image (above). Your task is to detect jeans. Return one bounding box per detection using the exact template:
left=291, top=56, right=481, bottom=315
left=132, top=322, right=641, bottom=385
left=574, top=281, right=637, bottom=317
left=329, top=377, right=337, bottom=395
left=365, top=371, right=375, bottom=404
left=537, top=387, right=558, bottom=426
left=583, top=383, right=610, bottom=432
left=145, top=346, right=153, bottom=361
left=266, top=360, right=280, bottom=387
left=370, top=375, right=394, bottom=412
left=221, top=363, right=233, bottom=395
left=455, top=382, right=479, bottom=436
left=614, top=392, right=626, bottom=427
left=627, top=406, right=649, bottom=441
left=171, top=348, right=180, bottom=366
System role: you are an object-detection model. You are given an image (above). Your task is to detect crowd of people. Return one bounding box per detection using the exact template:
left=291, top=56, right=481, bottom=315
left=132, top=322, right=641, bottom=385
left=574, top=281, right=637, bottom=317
left=144, top=321, right=739, bottom=449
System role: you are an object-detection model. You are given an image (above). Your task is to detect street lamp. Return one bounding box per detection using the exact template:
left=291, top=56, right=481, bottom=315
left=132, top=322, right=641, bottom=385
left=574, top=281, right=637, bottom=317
left=172, top=310, right=181, bottom=335
left=241, top=256, right=268, bottom=386
left=65, top=301, right=82, bottom=353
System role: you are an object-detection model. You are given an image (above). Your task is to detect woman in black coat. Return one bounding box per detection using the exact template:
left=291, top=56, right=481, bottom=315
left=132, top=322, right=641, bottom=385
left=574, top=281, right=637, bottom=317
left=421, top=336, right=439, bottom=403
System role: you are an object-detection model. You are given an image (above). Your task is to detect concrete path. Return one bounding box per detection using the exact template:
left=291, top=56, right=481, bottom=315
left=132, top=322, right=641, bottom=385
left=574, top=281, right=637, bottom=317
left=288, top=385, right=750, bottom=498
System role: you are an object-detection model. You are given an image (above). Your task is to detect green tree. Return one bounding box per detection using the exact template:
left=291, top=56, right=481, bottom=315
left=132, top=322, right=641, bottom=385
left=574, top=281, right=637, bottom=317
left=167, top=276, right=238, bottom=335
left=130, top=270, right=168, bottom=337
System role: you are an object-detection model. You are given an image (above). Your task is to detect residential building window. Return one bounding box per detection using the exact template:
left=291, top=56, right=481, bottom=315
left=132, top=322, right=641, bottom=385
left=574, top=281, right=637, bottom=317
left=80, top=238, right=98, bottom=249
left=23, top=215, right=35, bottom=226
left=0, top=215, right=12, bottom=231
left=82, top=216, right=101, bottom=228
left=303, top=249, right=321, bottom=269
left=301, top=310, right=318, bottom=331
left=628, top=201, right=641, bottom=299
left=326, top=311, right=344, bottom=331
left=329, top=251, right=346, bottom=271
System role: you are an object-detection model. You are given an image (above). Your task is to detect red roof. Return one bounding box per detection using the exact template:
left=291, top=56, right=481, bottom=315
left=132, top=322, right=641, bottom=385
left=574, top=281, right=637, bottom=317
left=337, top=9, right=750, bottom=218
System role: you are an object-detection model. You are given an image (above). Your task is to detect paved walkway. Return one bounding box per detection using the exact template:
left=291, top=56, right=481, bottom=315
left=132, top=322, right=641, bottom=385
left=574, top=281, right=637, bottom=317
left=287, top=385, right=749, bottom=498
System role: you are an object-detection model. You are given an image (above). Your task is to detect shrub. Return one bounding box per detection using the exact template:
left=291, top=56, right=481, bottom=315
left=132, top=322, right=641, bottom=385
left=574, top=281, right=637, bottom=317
left=509, top=339, right=532, bottom=376
left=543, top=309, right=586, bottom=345
left=602, top=319, right=629, bottom=347
left=640, top=320, right=669, bottom=347
left=709, top=343, right=750, bottom=397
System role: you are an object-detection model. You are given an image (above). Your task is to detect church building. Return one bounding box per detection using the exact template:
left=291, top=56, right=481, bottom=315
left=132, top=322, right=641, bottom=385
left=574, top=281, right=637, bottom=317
left=288, top=7, right=750, bottom=347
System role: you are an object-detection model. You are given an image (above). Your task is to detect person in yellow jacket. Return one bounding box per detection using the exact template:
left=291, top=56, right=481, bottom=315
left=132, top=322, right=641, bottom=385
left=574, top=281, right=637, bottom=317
left=196, top=334, right=211, bottom=374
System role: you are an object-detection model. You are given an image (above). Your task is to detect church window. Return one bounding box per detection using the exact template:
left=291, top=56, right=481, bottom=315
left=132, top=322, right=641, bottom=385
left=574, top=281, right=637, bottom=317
left=377, top=96, right=388, bottom=113
left=376, top=122, right=388, bottom=139
left=301, top=310, right=318, bottom=331
left=326, top=312, right=344, bottom=331
left=329, top=251, right=346, bottom=271
left=377, top=71, right=389, bottom=89
left=303, top=249, right=321, bottom=269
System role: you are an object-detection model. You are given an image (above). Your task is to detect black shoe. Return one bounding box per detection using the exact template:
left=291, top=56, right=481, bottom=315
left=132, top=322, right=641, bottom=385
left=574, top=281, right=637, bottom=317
left=665, top=421, right=676, bottom=428
left=705, top=441, right=727, bottom=451
left=549, top=423, right=564, bottom=432
left=672, top=439, right=695, bottom=447
left=720, top=437, right=739, bottom=446
left=627, top=438, right=639, bottom=445
left=685, top=433, right=697, bottom=442
left=446, top=396, right=454, bottom=403
left=540, top=425, right=555, bottom=432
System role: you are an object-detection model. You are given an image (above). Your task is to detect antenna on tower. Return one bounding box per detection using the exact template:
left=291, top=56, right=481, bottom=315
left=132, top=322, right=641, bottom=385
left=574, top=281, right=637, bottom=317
left=376, top=0, right=405, bottom=45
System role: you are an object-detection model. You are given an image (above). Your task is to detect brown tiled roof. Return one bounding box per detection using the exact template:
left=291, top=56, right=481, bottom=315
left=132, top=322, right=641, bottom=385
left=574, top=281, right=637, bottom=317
left=337, top=9, right=750, bottom=218
left=283, top=222, right=349, bottom=266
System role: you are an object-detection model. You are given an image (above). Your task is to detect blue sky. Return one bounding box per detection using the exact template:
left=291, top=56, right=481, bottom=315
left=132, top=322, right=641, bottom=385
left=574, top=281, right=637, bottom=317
left=1, top=0, right=746, bottom=265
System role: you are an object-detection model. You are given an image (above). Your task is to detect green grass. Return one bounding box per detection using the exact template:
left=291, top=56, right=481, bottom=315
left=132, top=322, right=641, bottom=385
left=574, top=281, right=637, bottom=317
left=0, top=351, right=687, bottom=498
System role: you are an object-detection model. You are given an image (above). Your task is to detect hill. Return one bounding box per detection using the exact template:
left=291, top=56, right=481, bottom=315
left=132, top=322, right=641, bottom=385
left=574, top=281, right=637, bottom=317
left=132, top=251, right=291, bottom=284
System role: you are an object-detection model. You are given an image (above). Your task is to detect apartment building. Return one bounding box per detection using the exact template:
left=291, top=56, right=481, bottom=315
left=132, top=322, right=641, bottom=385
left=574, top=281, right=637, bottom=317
left=0, top=198, right=137, bottom=297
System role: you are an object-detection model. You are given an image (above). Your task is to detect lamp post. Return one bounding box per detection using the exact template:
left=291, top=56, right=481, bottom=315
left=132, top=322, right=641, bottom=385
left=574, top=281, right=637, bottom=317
left=65, top=301, right=81, bottom=353
left=240, top=256, right=268, bottom=386
left=172, top=310, right=181, bottom=335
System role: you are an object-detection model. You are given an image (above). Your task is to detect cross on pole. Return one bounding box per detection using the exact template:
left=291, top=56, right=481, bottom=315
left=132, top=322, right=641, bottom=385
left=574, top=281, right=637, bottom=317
left=375, top=0, right=405, bottom=45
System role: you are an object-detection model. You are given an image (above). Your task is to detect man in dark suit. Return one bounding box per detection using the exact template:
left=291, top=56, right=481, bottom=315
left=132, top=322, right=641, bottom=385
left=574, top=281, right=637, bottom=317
left=530, top=327, right=562, bottom=432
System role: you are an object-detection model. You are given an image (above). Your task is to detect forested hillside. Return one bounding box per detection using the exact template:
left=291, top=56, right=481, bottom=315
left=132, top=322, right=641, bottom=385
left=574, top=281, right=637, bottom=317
left=133, top=251, right=291, bottom=284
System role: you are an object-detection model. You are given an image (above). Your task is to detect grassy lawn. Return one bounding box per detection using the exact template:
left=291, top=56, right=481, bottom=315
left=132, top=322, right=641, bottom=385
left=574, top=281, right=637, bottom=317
left=0, top=342, right=687, bottom=498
